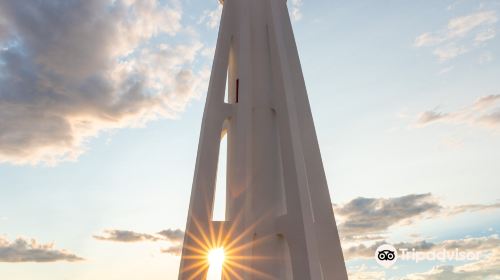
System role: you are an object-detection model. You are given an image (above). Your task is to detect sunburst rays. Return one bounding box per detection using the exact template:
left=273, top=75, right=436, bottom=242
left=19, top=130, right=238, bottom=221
left=180, top=211, right=279, bottom=280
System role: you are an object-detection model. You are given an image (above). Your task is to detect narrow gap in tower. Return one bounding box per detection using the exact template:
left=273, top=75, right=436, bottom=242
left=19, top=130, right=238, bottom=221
left=224, top=70, right=229, bottom=104
left=212, top=132, right=228, bottom=221
left=235, top=78, right=239, bottom=103
left=207, top=248, right=224, bottom=280
left=224, top=38, right=234, bottom=104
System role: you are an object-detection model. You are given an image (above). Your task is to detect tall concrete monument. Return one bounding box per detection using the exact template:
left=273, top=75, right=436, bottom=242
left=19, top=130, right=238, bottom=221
left=179, top=0, right=348, bottom=279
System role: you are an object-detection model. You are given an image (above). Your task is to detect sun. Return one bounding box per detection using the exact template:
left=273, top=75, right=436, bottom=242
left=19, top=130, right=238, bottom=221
left=208, top=248, right=225, bottom=266
left=180, top=213, right=276, bottom=279
left=207, top=248, right=225, bottom=280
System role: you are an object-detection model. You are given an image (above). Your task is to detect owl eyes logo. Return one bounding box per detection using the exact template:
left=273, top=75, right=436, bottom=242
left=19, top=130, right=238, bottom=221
left=375, top=244, right=398, bottom=268
left=378, top=249, right=396, bottom=261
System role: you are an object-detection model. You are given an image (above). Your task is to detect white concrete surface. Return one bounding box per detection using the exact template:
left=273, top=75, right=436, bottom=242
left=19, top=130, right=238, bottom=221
left=179, top=0, right=348, bottom=279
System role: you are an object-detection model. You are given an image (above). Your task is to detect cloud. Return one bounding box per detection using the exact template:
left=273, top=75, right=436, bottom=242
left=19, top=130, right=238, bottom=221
left=198, top=4, right=223, bottom=30
left=479, top=51, right=494, bottom=64
left=432, top=44, right=467, bottom=61
left=414, top=10, right=497, bottom=61
left=475, top=28, right=496, bottom=42
left=93, top=230, right=161, bottom=242
left=401, top=237, right=500, bottom=279
left=415, top=94, right=500, bottom=128
left=94, top=196, right=499, bottom=258
left=335, top=193, right=500, bottom=241
left=94, top=228, right=185, bottom=256
left=161, top=244, right=183, bottom=256
left=157, top=229, right=184, bottom=242
left=437, top=65, right=455, bottom=75
left=199, top=0, right=303, bottom=29
left=93, top=228, right=184, bottom=243
left=348, top=265, right=386, bottom=280
left=448, top=202, right=500, bottom=216
left=290, top=0, right=304, bottom=21
left=344, top=234, right=499, bottom=260
left=417, top=111, right=449, bottom=124
left=0, top=0, right=208, bottom=165
left=335, top=193, right=442, bottom=240
left=0, top=236, right=83, bottom=263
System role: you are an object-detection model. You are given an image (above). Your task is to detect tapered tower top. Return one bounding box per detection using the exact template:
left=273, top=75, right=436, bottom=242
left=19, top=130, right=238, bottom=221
left=178, top=0, right=348, bottom=278
left=218, top=0, right=287, bottom=4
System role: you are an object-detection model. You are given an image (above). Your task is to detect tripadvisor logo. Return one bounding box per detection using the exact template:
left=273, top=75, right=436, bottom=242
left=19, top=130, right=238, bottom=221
left=375, top=243, right=481, bottom=268
left=375, top=244, right=398, bottom=268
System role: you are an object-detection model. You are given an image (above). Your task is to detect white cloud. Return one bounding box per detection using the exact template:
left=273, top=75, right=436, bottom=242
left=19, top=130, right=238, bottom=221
left=344, top=234, right=499, bottom=260
left=433, top=44, right=467, bottom=61
left=0, top=0, right=208, bottom=165
left=479, top=51, right=494, bottom=64
left=414, top=10, right=498, bottom=61
left=415, top=94, right=500, bottom=128
left=290, top=0, right=304, bottom=21
left=345, top=235, right=500, bottom=279
left=348, top=265, right=386, bottom=280
left=475, top=28, right=496, bottom=43
left=198, top=4, right=223, bottom=30
left=0, top=236, right=83, bottom=262
left=415, top=33, right=447, bottom=48
left=447, top=11, right=497, bottom=38
left=437, top=65, right=455, bottom=75
left=402, top=240, right=500, bottom=279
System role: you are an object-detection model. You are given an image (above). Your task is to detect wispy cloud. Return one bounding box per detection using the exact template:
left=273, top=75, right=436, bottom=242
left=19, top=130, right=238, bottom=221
left=448, top=202, right=500, bottom=216
left=335, top=193, right=500, bottom=241
left=343, top=202, right=500, bottom=280
left=94, top=228, right=185, bottom=256
left=402, top=237, right=500, bottom=279
left=437, top=65, right=455, bottom=75
left=93, top=230, right=162, bottom=242
left=198, top=4, right=223, bottom=29
left=414, top=10, right=497, bottom=61
left=0, top=0, right=208, bottom=165
left=346, top=235, right=500, bottom=279
left=157, top=229, right=184, bottom=242
left=348, top=265, right=386, bottom=280
left=290, top=0, right=304, bottom=21
left=415, top=94, right=500, bottom=128
left=475, top=27, right=496, bottom=42
left=432, top=45, right=467, bottom=61
left=335, top=193, right=442, bottom=241
left=93, top=229, right=184, bottom=243
left=344, top=234, right=499, bottom=260
left=479, top=51, right=494, bottom=64
left=0, top=236, right=83, bottom=262
left=94, top=195, right=499, bottom=259
left=161, top=244, right=183, bottom=256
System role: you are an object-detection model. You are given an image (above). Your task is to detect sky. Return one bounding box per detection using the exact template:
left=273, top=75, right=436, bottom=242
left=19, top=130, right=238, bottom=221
left=0, top=0, right=499, bottom=279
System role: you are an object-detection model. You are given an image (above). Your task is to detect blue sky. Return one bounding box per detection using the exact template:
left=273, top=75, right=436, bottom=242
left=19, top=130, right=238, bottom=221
left=0, top=0, right=499, bottom=279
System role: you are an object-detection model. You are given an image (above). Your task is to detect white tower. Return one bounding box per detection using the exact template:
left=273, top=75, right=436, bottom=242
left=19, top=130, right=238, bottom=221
left=179, top=0, right=348, bottom=279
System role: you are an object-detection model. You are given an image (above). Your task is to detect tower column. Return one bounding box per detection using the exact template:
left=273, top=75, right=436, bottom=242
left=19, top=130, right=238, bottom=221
left=179, top=0, right=348, bottom=279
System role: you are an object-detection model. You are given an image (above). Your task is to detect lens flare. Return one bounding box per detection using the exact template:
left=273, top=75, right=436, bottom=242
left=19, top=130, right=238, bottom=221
left=206, top=248, right=225, bottom=280
left=208, top=248, right=225, bottom=266
left=181, top=212, right=277, bottom=279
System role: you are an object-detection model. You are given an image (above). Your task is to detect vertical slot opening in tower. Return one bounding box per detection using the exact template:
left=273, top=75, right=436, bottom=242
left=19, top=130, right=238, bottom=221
left=235, top=78, right=239, bottom=103
left=224, top=70, right=229, bottom=104
left=212, top=132, right=228, bottom=221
